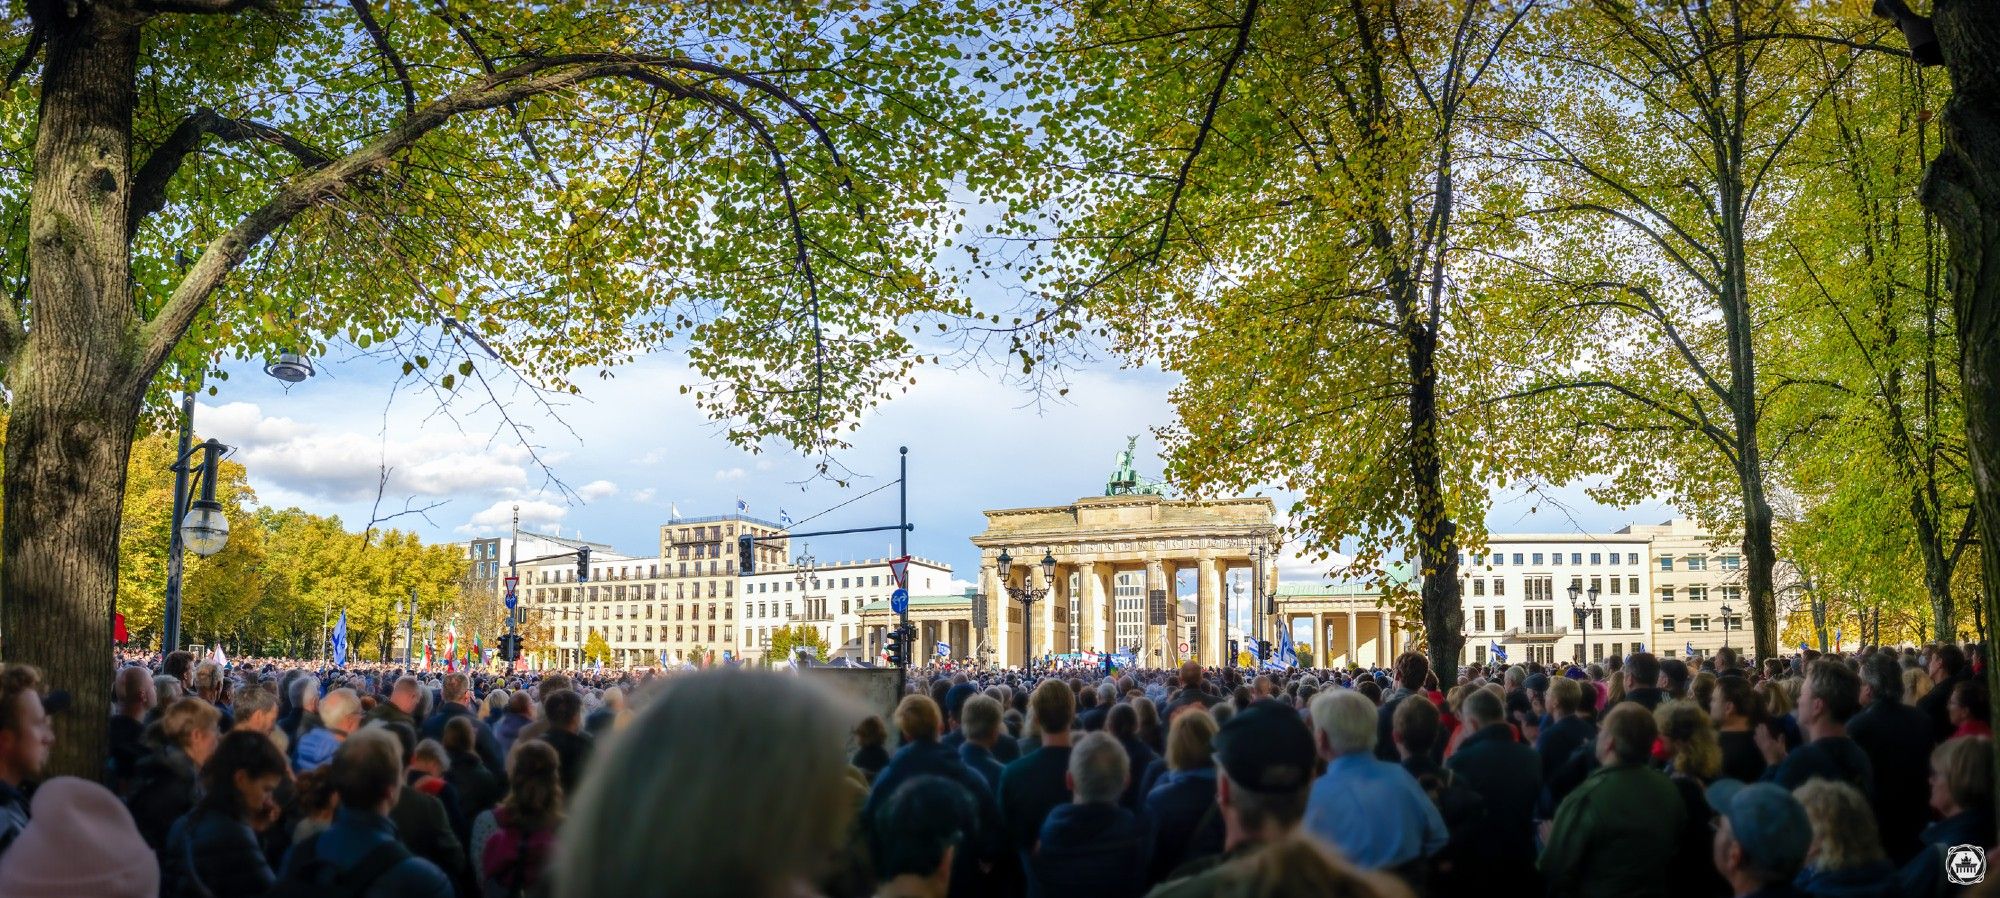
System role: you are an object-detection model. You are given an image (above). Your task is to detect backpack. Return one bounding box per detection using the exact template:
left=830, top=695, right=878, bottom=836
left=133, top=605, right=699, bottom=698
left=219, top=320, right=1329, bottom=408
left=266, top=833, right=410, bottom=898
left=480, top=806, right=556, bottom=898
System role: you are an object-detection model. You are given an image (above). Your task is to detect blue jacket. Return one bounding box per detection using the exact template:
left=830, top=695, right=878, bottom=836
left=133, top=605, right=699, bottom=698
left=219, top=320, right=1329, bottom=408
left=162, top=806, right=274, bottom=898
left=1029, top=802, right=1150, bottom=898
left=419, top=702, right=506, bottom=776
left=865, top=738, right=1006, bottom=894
left=293, top=727, right=341, bottom=773
left=960, top=742, right=1006, bottom=794
left=1142, top=766, right=1219, bottom=884
left=279, top=807, right=451, bottom=898
left=1305, top=753, right=1448, bottom=870
left=1446, top=724, right=1543, bottom=868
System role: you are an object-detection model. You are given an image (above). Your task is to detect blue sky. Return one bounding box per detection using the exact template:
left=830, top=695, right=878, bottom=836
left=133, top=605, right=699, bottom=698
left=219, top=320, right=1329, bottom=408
left=196, top=340, right=1675, bottom=603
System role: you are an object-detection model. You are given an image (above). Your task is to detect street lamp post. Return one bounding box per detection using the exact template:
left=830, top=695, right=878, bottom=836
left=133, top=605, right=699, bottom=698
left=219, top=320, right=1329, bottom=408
left=997, top=549, right=1055, bottom=670
left=1568, top=582, right=1601, bottom=665
left=162, top=437, right=233, bottom=656
left=793, top=545, right=818, bottom=658
left=1720, top=603, right=1735, bottom=652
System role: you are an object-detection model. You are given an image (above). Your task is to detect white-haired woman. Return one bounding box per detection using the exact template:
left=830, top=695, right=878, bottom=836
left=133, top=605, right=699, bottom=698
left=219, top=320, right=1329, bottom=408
left=556, top=670, right=866, bottom=898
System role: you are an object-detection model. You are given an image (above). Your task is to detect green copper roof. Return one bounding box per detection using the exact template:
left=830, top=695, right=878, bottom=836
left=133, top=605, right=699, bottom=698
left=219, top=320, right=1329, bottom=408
left=1274, top=561, right=1415, bottom=597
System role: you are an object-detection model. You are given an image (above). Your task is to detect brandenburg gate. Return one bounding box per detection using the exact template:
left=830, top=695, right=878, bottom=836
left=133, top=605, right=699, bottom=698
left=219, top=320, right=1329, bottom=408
left=970, top=494, right=1279, bottom=668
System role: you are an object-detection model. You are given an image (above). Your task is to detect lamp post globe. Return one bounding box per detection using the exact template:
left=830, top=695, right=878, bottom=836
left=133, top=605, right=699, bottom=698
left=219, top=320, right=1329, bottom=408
left=1040, top=550, right=1057, bottom=584
left=179, top=498, right=230, bottom=557
left=264, top=350, right=315, bottom=384
left=996, top=549, right=1012, bottom=581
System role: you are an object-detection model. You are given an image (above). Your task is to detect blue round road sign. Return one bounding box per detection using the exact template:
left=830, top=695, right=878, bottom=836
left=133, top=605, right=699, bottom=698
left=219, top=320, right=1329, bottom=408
left=891, top=588, right=909, bottom=615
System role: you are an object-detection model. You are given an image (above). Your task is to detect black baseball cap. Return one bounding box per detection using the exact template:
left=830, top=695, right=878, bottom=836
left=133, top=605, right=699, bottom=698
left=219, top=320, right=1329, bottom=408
left=1212, top=699, right=1316, bottom=794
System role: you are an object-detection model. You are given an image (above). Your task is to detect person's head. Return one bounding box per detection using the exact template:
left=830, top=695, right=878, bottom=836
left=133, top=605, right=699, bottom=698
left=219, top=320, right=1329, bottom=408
left=538, top=674, right=572, bottom=699
left=0, top=777, right=159, bottom=898
left=1395, top=653, right=1430, bottom=690
left=1793, top=780, right=1884, bottom=872
left=1211, top=701, right=1316, bottom=849
left=192, top=662, right=222, bottom=700
left=441, top=672, right=470, bottom=706
left=1165, top=709, right=1218, bottom=772
left=1761, top=678, right=1796, bottom=718
left=1546, top=676, right=1581, bottom=718
left=231, top=684, right=279, bottom=734
left=436, top=717, right=474, bottom=759
left=1708, top=781, right=1813, bottom=889
left=506, top=690, right=535, bottom=718
left=1179, top=661, right=1204, bottom=690
left=1625, top=652, right=1661, bottom=688
left=871, top=775, right=974, bottom=895
left=153, top=674, right=184, bottom=705
left=1930, top=735, right=1993, bottom=818
left=164, top=651, right=195, bottom=687
left=329, top=727, right=404, bottom=815
left=1460, top=688, right=1504, bottom=730
left=1799, top=660, right=1862, bottom=730
left=1390, top=694, right=1441, bottom=759
left=1904, top=667, right=1934, bottom=706
left=1932, top=644, right=1967, bottom=682
left=389, top=676, right=420, bottom=714
left=544, top=689, right=584, bottom=733
left=1067, top=731, right=1129, bottom=805
left=196, top=730, right=289, bottom=821
left=502, top=738, right=565, bottom=828
left=319, top=687, right=362, bottom=735
left=160, top=698, right=223, bottom=766
left=1714, top=646, right=1739, bottom=671
left=482, top=687, right=509, bottom=717
left=1654, top=700, right=1721, bottom=780
left=1949, top=678, right=1990, bottom=727
left=555, top=670, right=863, bottom=898
left=854, top=715, right=888, bottom=749
left=1308, top=689, right=1377, bottom=760
left=113, top=666, right=155, bottom=715
left=0, top=665, right=58, bottom=783
left=411, top=739, right=451, bottom=778
left=292, top=675, right=320, bottom=712
left=1029, top=679, right=1075, bottom=739
left=1859, top=653, right=1903, bottom=705
left=1596, top=703, right=1656, bottom=767
left=894, top=694, right=943, bottom=743
left=1206, top=832, right=1410, bottom=898
left=1107, top=702, right=1138, bottom=739
left=960, top=695, right=1002, bottom=748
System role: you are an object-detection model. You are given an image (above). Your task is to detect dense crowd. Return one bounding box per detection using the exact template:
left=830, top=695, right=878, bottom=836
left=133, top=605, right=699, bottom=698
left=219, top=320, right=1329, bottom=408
left=0, top=642, right=1989, bottom=897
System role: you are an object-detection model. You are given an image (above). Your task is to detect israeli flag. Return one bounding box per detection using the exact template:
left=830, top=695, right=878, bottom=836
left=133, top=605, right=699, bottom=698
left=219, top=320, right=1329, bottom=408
left=935, top=642, right=950, bottom=657
left=780, top=508, right=793, bottom=528
left=330, top=610, right=349, bottom=668
left=1686, top=641, right=1696, bottom=658
left=737, top=498, right=747, bottom=514
left=1263, top=625, right=1297, bottom=670
left=1489, top=640, right=1507, bottom=663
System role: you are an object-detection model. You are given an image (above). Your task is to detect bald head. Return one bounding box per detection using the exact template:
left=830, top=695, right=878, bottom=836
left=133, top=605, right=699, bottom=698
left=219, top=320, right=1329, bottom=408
left=1179, top=661, right=1203, bottom=690
left=115, top=666, right=155, bottom=715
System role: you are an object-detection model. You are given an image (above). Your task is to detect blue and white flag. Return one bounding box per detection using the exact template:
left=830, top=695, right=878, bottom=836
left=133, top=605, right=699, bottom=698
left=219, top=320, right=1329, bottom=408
left=330, top=610, right=349, bottom=668
left=1799, top=641, right=1808, bottom=653
left=593, top=658, right=603, bottom=674
left=780, top=508, right=793, bottom=528
left=1835, top=628, right=1842, bottom=650
left=935, top=642, right=950, bottom=657
left=736, top=498, right=747, bottom=514
left=1263, top=625, right=1297, bottom=670
left=1686, top=641, right=1696, bottom=658
left=1489, top=641, right=1507, bottom=664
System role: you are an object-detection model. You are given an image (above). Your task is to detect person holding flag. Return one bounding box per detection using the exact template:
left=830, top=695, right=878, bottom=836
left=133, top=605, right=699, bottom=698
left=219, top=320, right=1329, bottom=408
left=1490, top=641, right=1508, bottom=665
left=329, top=609, right=349, bottom=668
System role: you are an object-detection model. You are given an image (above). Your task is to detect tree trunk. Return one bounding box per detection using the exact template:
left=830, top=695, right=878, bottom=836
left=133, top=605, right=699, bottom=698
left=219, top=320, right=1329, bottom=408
left=1923, top=0, right=2000, bottom=821
left=1, top=5, right=145, bottom=777
left=1407, top=324, right=1463, bottom=682
left=1913, top=489, right=1958, bottom=638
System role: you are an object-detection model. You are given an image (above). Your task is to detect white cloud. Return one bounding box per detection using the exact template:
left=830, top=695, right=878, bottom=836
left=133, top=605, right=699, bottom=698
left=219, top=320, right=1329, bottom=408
left=460, top=499, right=567, bottom=535
left=577, top=480, right=618, bottom=502
left=631, top=488, right=657, bottom=503
left=713, top=467, right=746, bottom=481
left=197, top=401, right=531, bottom=503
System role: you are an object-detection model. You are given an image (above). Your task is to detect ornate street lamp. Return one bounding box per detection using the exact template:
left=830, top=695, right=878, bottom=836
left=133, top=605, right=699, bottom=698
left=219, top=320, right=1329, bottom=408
left=1568, top=581, right=1601, bottom=665
left=997, top=549, right=1056, bottom=669
left=1720, top=603, right=1735, bottom=652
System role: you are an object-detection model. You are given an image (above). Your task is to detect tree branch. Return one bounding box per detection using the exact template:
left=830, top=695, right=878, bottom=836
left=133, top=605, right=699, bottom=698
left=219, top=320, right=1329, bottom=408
left=348, top=0, right=417, bottom=118
left=139, top=0, right=266, bottom=12
left=1149, top=0, right=1259, bottom=263
left=128, top=109, right=333, bottom=241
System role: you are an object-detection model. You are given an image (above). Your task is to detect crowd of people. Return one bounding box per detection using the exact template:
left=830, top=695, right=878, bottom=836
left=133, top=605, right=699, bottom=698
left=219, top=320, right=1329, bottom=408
left=0, top=642, right=1989, bottom=897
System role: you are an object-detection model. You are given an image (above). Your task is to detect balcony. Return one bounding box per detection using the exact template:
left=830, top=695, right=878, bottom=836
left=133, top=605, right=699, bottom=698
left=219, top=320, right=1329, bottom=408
left=1501, top=626, right=1569, bottom=642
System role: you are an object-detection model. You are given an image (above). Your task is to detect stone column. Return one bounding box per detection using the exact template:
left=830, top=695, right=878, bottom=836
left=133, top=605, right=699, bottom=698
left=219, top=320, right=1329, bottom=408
left=1145, top=559, right=1167, bottom=668
left=1314, top=613, right=1326, bottom=667
left=1161, top=559, right=1183, bottom=667
left=982, top=560, right=1009, bottom=667
left=1080, top=561, right=1103, bottom=655
left=1346, top=611, right=1358, bottom=667
left=1197, top=556, right=1224, bottom=666
left=1037, top=563, right=1059, bottom=661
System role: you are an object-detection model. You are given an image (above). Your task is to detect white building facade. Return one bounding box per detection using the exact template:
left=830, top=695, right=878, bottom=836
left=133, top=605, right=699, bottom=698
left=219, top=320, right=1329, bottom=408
left=1625, top=518, right=1749, bottom=662
left=1459, top=534, right=1654, bottom=667
left=739, top=556, right=953, bottom=662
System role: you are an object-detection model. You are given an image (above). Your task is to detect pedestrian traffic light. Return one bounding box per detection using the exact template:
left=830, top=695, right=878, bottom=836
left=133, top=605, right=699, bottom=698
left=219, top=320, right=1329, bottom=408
left=738, top=534, right=754, bottom=576
left=576, top=546, right=590, bottom=582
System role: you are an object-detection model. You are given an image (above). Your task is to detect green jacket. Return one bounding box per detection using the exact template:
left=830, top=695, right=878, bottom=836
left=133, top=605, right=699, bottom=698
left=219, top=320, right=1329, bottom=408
left=1539, top=762, right=1686, bottom=898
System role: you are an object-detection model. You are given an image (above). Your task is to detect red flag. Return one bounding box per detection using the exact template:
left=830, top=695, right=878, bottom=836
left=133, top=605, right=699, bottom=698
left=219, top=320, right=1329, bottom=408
left=113, top=612, right=129, bottom=645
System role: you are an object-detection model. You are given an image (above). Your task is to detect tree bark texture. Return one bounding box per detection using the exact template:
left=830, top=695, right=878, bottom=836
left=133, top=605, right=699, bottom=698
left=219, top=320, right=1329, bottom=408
left=1408, top=323, right=1463, bottom=681
left=1918, top=0, right=2000, bottom=818
left=3, top=4, right=148, bottom=777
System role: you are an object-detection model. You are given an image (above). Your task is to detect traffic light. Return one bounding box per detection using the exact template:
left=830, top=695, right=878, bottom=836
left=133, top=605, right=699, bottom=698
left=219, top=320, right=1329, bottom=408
left=1257, top=639, right=1272, bottom=662
left=497, top=633, right=521, bottom=662
left=1229, top=639, right=1239, bottom=662
left=738, top=534, right=754, bottom=576
left=886, top=624, right=912, bottom=667
left=576, top=545, right=590, bottom=583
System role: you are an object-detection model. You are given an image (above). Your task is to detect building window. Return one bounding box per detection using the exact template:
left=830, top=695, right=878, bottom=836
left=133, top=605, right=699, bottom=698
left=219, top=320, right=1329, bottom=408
left=1552, top=553, right=1563, bottom=566
left=1490, top=553, right=1502, bottom=566
left=1689, top=586, right=1707, bottom=602
left=1512, top=553, right=1524, bottom=565
left=1611, top=607, right=1623, bottom=628
left=1687, top=556, right=1707, bottom=571
left=1661, top=587, right=1675, bottom=602
left=1493, top=578, right=1506, bottom=596
left=1609, top=577, right=1622, bottom=595
left=1494, top=610, right=1507, bottom=631
left=1532, top=552, right=1544, bottom=566
left=1629, top=576, right=1640, bottom=594
left=1525, top=576, right=1552, bottom=603
left=1472, top=579, right=1485, bottom=597
left=1474, top=609, right=1487, bottom=632
left=1660, top=556, right=1673, bottom=571
left=1689, top=616, right=1708, bottom=632
left=1720, top=555, right=1740, bottom=571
